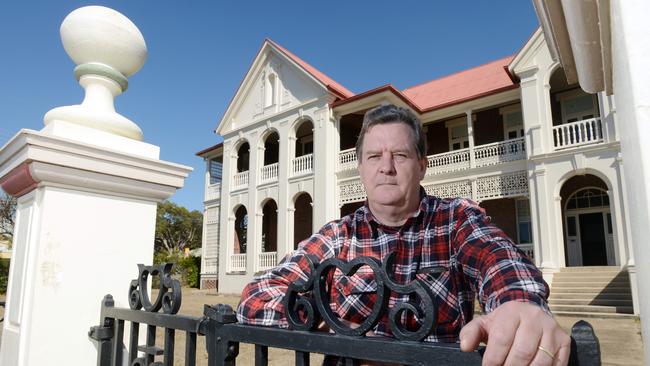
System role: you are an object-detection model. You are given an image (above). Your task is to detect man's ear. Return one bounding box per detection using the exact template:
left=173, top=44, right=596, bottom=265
left=418, top=158, right=427, bottom=180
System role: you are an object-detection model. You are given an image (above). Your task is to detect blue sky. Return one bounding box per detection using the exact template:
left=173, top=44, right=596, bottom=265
left=0, top=1, right=539, bottom=212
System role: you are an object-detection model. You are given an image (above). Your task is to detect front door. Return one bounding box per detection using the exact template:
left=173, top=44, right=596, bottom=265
left=578, top=213, right=608, bottom=266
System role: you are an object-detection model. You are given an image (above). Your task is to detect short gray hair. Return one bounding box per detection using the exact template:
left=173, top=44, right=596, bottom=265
left=355, top=104, right=426, bottom=160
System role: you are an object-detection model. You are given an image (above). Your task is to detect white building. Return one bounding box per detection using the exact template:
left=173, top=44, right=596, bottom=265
left=197, top=31, right=638, bottom=317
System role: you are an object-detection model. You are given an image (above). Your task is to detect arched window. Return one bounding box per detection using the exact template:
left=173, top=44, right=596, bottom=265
left=265, top=73, right=277, bottom=107
left=566, top=188, right=609, bottom=210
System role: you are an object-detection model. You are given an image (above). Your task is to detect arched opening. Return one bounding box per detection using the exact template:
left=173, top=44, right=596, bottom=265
left=236, top=142, right=250, bottom=173
left=261, top=200, right=278, bottom=253
left=549, top=68, right=601, bottom=149
left=295, top=121, right=314, bottom=158
left=560, top=174, right=613, bottom=266
left=263, top=132, right=280, bottom=166
left=293, top=193, right=313, bottom=249
left=234, top=206, right=248, bottom=254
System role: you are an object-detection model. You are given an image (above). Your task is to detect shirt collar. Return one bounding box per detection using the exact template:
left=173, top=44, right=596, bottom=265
left=360, top=186, right=429, bottom=228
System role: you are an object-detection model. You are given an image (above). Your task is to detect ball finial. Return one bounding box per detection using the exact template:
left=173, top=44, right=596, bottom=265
left=61, top=5, right=147, bottom=79
left=44, top=6, right=147, bottom=141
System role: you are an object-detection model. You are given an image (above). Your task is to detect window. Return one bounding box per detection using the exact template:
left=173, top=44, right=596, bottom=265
left=516, top=199, right=532, bottom=244
left=566, top=188, right=609, bottom=210
left=558, top=90, right=598, bottom=124
left=449, top=124, right=469, bottom=151
left=209, top=159, right=223, bottom=185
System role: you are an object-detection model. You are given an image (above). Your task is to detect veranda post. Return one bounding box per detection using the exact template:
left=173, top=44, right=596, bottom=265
left=0, top=6, right=191, bottom=365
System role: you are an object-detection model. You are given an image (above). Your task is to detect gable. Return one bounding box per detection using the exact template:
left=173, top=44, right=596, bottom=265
left=217, top=47, right=331, bottom=136
left=509, top=28, right=554, bottom=78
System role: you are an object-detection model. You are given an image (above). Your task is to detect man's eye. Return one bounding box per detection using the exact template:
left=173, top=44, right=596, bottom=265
left=367, top=155, right=379, bottom=160
left=394, top=153, right=407, bottom=160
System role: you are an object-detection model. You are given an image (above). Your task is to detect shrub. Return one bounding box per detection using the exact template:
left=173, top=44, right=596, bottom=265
left=0, top=258, right=10, bottom=294
left=153, top=251, right=201, bottom=288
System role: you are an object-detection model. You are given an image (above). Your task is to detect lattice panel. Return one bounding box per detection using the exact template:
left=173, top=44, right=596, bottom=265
left=339, top=179, right=367, bottom=204
left=423, top=180, right=472, bottom=199
left=205, top=223, right=219, bottom=257
left=475, top=171, right=528, bottom=200
left=206, top=207, right=220, bottom=224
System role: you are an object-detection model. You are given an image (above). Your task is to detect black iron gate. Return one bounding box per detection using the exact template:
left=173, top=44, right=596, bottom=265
left=89, top=259, right=601, bottom=365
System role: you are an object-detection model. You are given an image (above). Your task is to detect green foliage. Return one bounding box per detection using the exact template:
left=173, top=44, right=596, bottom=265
left=153, top=251, right=201, bottom=288
left=0, top=258, right=9, bottom=294
left=155, top=201, right=203, bottom=255
left=1, top=193, right=16, bottom=243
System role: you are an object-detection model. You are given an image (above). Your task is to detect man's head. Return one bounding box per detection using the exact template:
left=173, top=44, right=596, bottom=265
left=355, top=104, right=426, bottom=161
left=356, top=104, right=427, bottom=215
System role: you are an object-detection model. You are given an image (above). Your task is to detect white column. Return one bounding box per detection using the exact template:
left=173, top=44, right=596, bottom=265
left=0, top=7, right=191, bottom=365
left=466, top=110, right=475, bottom=169
left=276, top=125, right=290, bottom=260
left=611, top=1, right=650, bottom=355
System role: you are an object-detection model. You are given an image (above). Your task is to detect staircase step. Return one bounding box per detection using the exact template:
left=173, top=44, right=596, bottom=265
left=553, top=275, right=630, bottom=283
left=552, top=311, right=639, bottom=319
left=551, top=283, right=630, bottom=290
left=549, top=292, right=632, bottom=300
left=548, top=298, right=633, bottom=306
left=549, top=304, right=633, bottom=314
left=556, top=266, right=621, bottom=272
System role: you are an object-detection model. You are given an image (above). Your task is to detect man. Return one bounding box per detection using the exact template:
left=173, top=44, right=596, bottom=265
left=238, top=104, right=570, bottom=365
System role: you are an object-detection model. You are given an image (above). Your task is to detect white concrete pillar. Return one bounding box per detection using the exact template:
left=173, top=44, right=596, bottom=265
left=466, top=110, right=475, bottom=169
left=276, top=124, right=290, bottom=260
left=611, top=1, right=650, bottom=357
left=0, top=6, right=191, bottom=365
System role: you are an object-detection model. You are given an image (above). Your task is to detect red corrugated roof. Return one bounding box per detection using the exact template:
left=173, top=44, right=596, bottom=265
left=267, top=39, right=354, bottom=99
left=401, top=56, right=517, bottom=111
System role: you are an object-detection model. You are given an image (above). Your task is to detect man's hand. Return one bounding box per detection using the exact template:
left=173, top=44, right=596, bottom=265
left=459, top=301, right=571, bottom=366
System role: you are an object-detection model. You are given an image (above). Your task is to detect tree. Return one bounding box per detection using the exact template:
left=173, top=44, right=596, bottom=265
left=0, top=192, right=16, bottom=244
left=154, top=200, right=203, bottom=255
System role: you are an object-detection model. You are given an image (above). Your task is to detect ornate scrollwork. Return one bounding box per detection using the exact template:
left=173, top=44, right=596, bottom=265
left=128, top=263, right=182, bottom=314
left=283, top=253, right=446, bottom=341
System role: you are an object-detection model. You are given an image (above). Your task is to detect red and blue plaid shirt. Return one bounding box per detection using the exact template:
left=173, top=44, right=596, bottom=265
left=237, top=193, right=549, bottom=342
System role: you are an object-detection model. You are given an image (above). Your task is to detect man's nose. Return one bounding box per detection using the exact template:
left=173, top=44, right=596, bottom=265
left=378, top=153, right=396, bottom=174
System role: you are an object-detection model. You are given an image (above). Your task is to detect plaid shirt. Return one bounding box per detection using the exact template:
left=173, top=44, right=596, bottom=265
left=237, top=193, right=549, bottom=342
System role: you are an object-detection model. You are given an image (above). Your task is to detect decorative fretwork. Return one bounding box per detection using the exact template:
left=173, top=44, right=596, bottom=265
left=423, top=180, right=472, bottom=199
left=475, top=171, right=528, bottom=200
left=339, top=179, right=367, bottom=204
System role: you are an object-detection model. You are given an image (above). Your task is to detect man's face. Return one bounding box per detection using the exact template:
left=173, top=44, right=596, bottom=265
left=358, top=122, right=427, bottom=208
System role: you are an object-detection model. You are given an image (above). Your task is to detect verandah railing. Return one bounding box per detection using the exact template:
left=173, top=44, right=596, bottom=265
left=90, top=260, right=602, bottom=366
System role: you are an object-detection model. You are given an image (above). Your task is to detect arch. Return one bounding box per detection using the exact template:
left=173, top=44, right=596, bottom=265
left=261, top=199, right=278, bottom=252
left=233, top=205, right=248, bottom=254
left=293, top=119, right=314, bottom=158
left=261, top=130, right=280, bottom=166
left=559, top=174, right=613, bottom=266
left=233, top=140, right=250, bottom=173
left=293, top=192, right=313, bottom=249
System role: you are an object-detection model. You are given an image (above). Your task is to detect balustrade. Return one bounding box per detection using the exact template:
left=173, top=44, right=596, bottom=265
left=474, top=138, right=526, bottom=167
left=258, top=252, right=277, bottom=270
left=553, top=117, right=603, bottom=150
left=205, top=183, right=221, bottom=201
left=230, top=253, right=247, bottom=272
left=338, top=148, right=357, bottom=172
left=260, top=163, right=279, bottom=183
left=232, top=171, right=249, bottom=190
left=426, top=148, right=471, bottom=175
left=292, top=153, right=313, bottom=176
